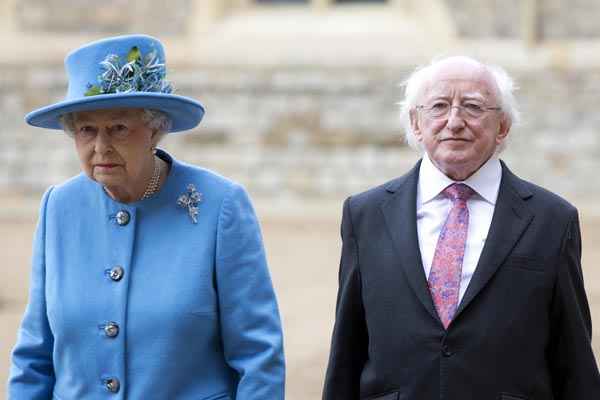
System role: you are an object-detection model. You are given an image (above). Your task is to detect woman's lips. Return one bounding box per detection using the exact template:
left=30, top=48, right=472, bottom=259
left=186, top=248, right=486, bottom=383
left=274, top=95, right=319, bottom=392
left=94, top=163, right=120, bottom=172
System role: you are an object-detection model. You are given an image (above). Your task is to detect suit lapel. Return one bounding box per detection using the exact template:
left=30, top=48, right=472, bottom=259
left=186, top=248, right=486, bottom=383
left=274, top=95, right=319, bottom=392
left=454, top=162, right=534, bottom=318
left=380, top=161, right=440, bottom=321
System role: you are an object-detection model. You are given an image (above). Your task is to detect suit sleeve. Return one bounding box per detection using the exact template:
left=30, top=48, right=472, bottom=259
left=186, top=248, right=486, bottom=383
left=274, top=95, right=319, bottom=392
left=322, top=197, right=368, bottom=400
left=215, top=183, right=285, bottom=400
left=550, top=210, right=600, bottom=399
left=8, top=187, right=55, bottom=400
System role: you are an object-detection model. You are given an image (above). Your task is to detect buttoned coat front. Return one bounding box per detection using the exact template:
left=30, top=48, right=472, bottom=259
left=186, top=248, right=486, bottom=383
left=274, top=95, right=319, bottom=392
left=9, top=151, right=285, bottom=400
left=322, top=160, right=600, bottom=400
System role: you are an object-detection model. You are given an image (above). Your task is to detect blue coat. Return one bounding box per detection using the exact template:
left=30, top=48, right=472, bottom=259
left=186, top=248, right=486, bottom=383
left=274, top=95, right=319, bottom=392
left=8, top=151, right=285, bottom=400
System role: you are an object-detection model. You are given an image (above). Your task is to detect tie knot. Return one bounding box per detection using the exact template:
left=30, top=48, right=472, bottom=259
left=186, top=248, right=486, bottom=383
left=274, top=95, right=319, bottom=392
left=443, top=183, right=475, bottom=202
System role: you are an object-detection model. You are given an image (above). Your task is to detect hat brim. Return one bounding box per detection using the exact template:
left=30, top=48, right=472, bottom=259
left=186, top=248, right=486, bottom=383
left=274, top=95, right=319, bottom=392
left=25, top=93, right=205, bottom=133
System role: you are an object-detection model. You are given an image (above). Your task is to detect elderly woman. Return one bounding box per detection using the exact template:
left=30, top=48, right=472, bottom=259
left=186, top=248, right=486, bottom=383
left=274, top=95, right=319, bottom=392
left=8, top=35, right=285, bottom=399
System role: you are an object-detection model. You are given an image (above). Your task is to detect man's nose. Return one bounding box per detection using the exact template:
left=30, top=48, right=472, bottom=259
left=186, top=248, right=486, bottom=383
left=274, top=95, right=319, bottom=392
left=446, top=106, right=466, bottom=132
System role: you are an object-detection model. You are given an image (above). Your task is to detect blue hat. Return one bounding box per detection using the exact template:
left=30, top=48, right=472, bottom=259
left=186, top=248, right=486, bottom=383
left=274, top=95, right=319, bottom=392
left=25, top=34, right=204, bottom=133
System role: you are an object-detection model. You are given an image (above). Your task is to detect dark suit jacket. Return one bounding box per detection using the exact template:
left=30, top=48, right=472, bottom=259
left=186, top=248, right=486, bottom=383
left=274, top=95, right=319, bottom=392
left=323, top=160, right=600, bottom=400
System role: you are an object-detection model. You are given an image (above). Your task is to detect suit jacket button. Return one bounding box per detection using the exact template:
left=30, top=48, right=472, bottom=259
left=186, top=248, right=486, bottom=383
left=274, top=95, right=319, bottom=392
left=115, top=210, right=130, bottom=226
left=104, top=322, right=119, bottom=338
left=109, top=266, right=124, bottom=282
left=442, top=345, right=453, bottom=357
left=105, top=377, right=120, bottom=393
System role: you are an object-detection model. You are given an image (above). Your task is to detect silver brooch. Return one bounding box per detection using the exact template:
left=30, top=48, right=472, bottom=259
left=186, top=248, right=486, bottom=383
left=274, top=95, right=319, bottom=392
left=177, top=184, right=203, bottom=223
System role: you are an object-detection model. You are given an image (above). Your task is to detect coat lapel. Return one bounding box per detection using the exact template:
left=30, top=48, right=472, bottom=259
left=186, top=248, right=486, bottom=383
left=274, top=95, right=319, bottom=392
left=454, top=161, right=534, bottom=318
left=379, top=160, right=440, bottom=321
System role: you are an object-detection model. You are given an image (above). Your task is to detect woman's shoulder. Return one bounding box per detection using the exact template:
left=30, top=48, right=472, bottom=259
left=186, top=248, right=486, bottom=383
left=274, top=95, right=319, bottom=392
left=47, top=173, right=95, bottom=201
left=34, top=174, right=95, bottom=221
left=172, top=159, right=245, bottom=197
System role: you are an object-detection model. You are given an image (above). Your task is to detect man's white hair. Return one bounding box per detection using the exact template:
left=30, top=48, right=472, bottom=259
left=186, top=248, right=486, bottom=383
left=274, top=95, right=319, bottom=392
left=398, top=56, right=521, bottom=153
left=59, top=109, right=172, bottom=142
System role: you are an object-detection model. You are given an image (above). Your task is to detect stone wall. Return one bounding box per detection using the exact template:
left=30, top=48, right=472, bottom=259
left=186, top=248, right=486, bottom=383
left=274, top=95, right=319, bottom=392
left=16, top=0, right=193, bottom=35
left=2, top=62, right=600, bottom=199
left=0, top=64, right=415, bottom=197
left=443, top=0, right=522, bottom=38
left=445, top=0, right=600, bottom=39
left=2, top=1, right=600, bottom=200
left=540, top=0, right=600, bottom=39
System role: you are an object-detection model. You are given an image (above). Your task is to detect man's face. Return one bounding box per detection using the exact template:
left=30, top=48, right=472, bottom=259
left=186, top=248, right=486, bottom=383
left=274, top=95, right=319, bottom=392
left=410, top=59, right=510, bottom=180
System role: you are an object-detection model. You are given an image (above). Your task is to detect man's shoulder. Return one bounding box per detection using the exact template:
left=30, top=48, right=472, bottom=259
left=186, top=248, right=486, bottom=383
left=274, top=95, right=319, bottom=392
left=347, top=162, right=419, bottom=211
left=502, top=164, right=578, bottom=217
left=349, top=177, right=402, bottom=205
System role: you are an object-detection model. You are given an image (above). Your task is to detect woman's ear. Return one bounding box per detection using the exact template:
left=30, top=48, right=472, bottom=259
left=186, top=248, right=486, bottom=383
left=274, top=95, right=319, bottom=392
left=150, top=129, right=162, bottom=148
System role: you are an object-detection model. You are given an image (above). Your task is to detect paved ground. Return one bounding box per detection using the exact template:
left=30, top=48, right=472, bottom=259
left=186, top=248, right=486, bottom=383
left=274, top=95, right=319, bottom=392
left=1, top=193, right=599, bottom=399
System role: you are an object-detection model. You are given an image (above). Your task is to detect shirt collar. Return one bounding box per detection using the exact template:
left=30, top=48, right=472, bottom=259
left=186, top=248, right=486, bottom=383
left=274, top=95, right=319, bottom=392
left=418, top=152, right=502, bottom=205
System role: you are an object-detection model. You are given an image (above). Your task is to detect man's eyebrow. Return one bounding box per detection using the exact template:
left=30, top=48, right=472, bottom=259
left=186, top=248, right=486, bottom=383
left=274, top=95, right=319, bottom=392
left=461, top=94, right=488, bottom=101
left=425, top=93, right=487, bottom=101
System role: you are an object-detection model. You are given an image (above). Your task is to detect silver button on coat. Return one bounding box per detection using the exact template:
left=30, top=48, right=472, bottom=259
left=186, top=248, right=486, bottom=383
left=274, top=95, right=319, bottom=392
left=109, top=266, right=124, bottom=282
left=104, top=322, right=119, bottom=338
left=7, top=154, right=286, bottom=399
left=105, top=378, right=120, bottom=393
left=115, top=210, right=130, bottom=226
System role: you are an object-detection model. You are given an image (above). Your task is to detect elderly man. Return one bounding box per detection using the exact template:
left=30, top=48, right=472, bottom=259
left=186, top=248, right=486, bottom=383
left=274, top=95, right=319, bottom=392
left=322, top=56, right=600, bottom=400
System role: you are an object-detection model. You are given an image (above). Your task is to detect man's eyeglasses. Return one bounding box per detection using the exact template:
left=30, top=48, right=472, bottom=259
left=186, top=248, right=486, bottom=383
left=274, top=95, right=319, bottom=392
left=416, top=101, right=501, bottom=119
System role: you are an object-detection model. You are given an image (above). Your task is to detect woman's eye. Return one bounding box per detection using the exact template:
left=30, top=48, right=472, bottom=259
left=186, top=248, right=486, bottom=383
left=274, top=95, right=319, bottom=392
left=109, top=124, right=129, bottom=137
left=78, top=126, right=96, bottom=136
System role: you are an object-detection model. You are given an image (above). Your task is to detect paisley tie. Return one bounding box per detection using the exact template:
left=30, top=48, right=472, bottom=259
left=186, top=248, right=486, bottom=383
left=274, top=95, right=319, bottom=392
left=428, top=183, right=475, bottom=329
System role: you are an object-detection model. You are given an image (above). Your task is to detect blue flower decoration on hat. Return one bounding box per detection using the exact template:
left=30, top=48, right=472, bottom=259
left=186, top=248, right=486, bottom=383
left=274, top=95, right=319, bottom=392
left=25, top=34, right=204, bottom=133
left=85, top=46, right=173, bottom=97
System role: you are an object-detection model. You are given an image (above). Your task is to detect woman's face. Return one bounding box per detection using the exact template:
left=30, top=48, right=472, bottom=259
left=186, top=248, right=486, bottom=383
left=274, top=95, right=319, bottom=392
left=71, top=108, right=158, bottom=202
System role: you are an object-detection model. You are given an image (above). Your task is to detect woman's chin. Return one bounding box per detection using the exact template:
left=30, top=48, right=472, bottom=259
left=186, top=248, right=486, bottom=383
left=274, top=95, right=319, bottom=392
left=93, top=174, right=123, bottom=189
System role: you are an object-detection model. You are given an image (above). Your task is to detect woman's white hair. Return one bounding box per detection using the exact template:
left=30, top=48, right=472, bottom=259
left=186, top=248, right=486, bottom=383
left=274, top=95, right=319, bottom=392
left=398, top=56, right=521, bottom=153
left=59, top=109, right=172, bottom=142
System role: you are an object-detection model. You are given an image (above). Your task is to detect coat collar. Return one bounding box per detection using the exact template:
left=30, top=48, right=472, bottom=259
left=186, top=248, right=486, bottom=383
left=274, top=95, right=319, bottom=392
left=380, top=159, right=440, bottom=320
left=380, top=159, right=535, bottom=327
left=418, top=153, right=502, bottom=206
left=454, top=160, right=534, bottom=320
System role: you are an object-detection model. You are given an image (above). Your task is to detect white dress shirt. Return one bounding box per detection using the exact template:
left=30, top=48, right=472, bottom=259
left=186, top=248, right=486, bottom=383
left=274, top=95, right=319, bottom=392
left=416, top=153, right=502, bottom=302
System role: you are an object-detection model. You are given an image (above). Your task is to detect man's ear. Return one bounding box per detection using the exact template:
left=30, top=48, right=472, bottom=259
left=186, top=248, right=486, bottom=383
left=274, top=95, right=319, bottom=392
left=410, top=109, right=422, bottom=141
left=496, top=113, right=511, bottom=144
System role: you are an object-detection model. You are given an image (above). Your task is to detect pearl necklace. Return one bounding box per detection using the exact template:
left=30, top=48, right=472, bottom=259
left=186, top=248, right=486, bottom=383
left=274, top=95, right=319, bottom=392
left=141, top=156, right=162, bottom=200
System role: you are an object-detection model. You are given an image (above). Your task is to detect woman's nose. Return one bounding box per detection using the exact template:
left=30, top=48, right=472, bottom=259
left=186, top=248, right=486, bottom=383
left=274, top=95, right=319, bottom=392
left=94, top=130, right=113, bottom=153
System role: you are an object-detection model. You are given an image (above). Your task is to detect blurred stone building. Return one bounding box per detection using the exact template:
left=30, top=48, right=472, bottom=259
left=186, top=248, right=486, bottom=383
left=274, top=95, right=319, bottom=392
left=1, top=0, right=600, bottom=199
